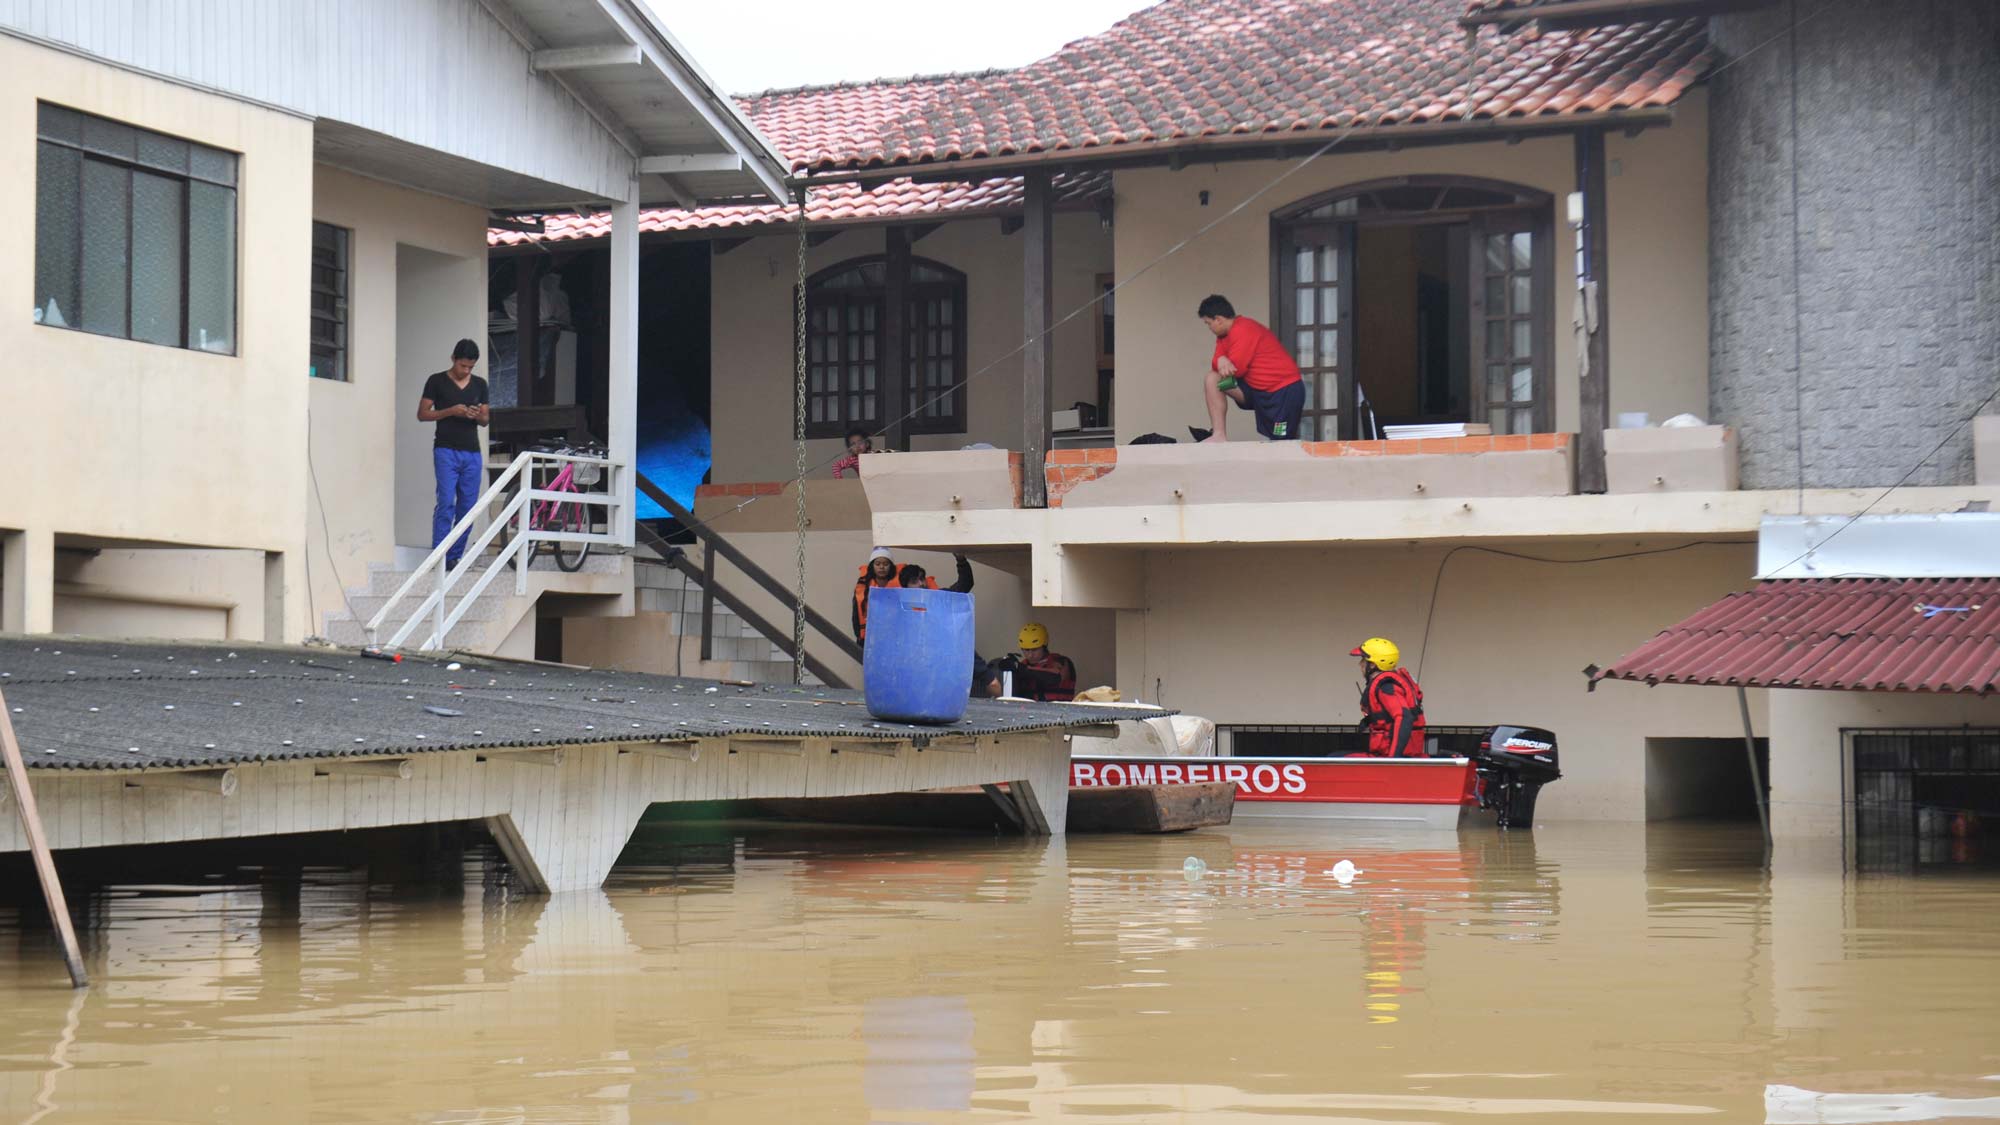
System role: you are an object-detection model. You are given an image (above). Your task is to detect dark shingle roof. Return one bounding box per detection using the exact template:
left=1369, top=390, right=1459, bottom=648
left=0, top=637, right=1155, bottom=771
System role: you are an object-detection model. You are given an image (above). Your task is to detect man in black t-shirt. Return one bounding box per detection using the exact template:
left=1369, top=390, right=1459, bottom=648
left=417, top=339, right=490, bottom=569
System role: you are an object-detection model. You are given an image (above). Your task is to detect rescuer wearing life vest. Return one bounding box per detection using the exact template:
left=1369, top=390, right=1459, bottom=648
left=851, top=547, right=973, bottom=644
left=1000, top=623, right=1078, bottom=702
left=1352, top=637, right=1427, bottom=758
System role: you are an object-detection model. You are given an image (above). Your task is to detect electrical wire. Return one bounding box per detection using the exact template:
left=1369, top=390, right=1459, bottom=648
left=1414, top=541, right=1745, bottom=680
left=1758, top=377, right=2000, bottom=580
left=304, top=415, right=365, bottom=642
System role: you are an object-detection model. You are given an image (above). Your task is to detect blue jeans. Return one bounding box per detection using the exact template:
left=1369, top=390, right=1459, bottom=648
left=432, top=447, right=483, bottom=566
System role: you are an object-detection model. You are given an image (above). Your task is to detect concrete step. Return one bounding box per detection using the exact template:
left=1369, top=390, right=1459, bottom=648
left=322, top=616, right=490, bottom=650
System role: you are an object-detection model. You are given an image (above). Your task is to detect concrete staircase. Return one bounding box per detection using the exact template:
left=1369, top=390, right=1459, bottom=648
left=632, top=557, right=818, bottom=685
left=321, top=551, right=628, bottom=655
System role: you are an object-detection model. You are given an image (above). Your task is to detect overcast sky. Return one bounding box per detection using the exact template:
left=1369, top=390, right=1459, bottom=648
left=654, top=0, right=1151, bottom=95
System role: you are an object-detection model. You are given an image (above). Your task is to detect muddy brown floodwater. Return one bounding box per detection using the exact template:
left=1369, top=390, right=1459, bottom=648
left=3, top=820, right=1999, bottom=1123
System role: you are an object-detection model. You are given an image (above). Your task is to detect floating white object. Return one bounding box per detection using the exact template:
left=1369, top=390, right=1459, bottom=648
left=1182, top=856, right=1207, bottom=881
left=1331, top=859, right=1362, bottom=884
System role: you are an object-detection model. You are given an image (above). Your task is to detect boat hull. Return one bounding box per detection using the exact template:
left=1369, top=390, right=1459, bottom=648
left=1070, top=756, right=1478, bottom=829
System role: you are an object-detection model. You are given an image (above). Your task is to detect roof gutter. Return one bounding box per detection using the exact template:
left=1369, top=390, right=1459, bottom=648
left=797, top=106, right=1679, bottom=186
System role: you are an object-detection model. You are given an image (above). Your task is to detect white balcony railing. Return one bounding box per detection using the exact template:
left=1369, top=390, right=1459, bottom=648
left=365, top=448, right=622, bottom=651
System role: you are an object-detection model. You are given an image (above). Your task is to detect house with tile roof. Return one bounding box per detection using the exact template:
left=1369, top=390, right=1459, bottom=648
left=488, top=0, right=1999, bottom=841
left=1, top=1, right=788, bottom=658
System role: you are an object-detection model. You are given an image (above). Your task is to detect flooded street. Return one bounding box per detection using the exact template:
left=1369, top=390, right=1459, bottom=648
left=4, top=820, right=1999, bottom=1123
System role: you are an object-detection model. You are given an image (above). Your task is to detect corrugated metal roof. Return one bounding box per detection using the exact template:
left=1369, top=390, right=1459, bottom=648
left=0, top=638, right=1159, bottom=772
left=1593, top=579, right=2000, bottom=695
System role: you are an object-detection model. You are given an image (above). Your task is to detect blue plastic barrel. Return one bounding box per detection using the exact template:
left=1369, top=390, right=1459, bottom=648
left=863, top=586, right=975, bottom=724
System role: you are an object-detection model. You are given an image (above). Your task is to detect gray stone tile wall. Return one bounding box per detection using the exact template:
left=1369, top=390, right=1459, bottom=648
left=1708, top=0, right=1998, bottom=490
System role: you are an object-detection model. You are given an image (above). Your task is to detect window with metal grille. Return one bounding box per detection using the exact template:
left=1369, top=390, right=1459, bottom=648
left=309, top=222, right=350, bottom=381
left=802, top=256, right=966, bottom=438
left=1847, top=728, right=2000, bottom=846
left=33, top=103, right=238, bottom=353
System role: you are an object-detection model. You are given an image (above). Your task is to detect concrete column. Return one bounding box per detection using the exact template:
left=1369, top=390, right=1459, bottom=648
left=261, top=551, right=286, bottom=644
left=607, top=178, right=640, bottom=548
left=2, top=528, right=54, bottom=633
left=1021, top=171, right=1054, bottom=508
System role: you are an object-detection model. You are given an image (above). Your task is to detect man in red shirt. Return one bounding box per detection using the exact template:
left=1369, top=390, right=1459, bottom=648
left=1198, top=294, right=1305, bottom=441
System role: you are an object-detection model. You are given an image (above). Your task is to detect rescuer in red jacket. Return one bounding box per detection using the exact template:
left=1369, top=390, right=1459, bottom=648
left=1352, top=637, right=1427, bottom=758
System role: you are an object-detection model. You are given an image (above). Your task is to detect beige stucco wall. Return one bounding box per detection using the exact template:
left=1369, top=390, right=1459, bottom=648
left=306, top=166, right=489, bottom=632
left=1112, top=538, right=1760, bottom=821
left=51, top=547, right=265, bottom=640
left=1767, top=689, right=2000, bottom=839
left=0, top=36, right=313, bottom=636
left=1109, top=94, right=1710, bottom=443
left=708, top=214, right=1113, bottom=483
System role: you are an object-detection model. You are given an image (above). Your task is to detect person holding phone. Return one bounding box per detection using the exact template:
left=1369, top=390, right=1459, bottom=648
left=417, top=338, right=490, bottom=570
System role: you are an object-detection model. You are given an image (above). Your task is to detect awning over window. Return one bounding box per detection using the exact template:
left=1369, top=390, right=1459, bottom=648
left=1591, top=579, right=2000, bottom=695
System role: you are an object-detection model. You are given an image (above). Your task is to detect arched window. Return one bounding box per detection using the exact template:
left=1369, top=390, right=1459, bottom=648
left=1270, top=176, right=1554, bottom=439
left=803, top=255, right=967, bottom=438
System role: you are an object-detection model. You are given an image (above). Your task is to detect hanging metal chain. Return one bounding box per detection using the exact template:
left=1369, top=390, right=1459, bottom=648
left=792, top=186, right=810, bottom=685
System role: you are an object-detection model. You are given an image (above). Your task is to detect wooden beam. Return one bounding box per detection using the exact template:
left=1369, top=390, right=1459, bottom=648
left=999, top=215, right=1024, bottom=236
left=1574, top=128, right=1612, bottom=495
left=1022, top=169, right=1055, bottom=507
left=0, top=688, right=87, bottom=986
left=831, top=740, right=900, bottom=757
left=806, top=230, right=842, bottom=248
left=489, top=215, right=545, bottom=234
left=882, top=226, right=911, bottom=452
left=710, top=236, right=750, bottom=256
left=904, top=222, right=943, bottom=244
left=514, top=256, right=540, bottom=408
left=124, top=768, right=238, bottom=796
left=315, top=759, right=413, bottom=780
left=639, top=153, right=746, bottom=175
left=531, top=44, right=643, bottom=71
left=734, top=739, right=806, bottom=756
left=479, top=749, right=566, bottom=767
left=620, top=741, right=702, bottom=762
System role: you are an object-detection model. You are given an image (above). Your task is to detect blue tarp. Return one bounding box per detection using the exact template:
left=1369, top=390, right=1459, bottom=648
left=635, top=387, right=710, bottom=519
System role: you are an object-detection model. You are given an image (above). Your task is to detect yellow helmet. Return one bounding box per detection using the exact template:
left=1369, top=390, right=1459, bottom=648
left=1018, top=623, right=1050, bottom=650
left=1350, top=637, right=1400, bottom=672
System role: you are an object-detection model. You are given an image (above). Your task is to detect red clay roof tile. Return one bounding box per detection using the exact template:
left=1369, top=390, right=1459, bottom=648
left=1594, top=579, right=2000, bottom=695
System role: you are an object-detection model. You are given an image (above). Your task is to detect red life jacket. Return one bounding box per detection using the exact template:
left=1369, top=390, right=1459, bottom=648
left=1360, top=668, right=1427, bottom=758
left=852, top=563, right=936, bottom=642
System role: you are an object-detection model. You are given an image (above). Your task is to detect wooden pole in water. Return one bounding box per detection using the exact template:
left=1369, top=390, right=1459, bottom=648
left=0, top=687, right=88, bottom=987
left=1736, top=686, right=1773, bottom=847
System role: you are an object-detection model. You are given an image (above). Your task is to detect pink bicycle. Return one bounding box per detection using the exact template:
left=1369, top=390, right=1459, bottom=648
left=522, top=441, right=604, bottom=572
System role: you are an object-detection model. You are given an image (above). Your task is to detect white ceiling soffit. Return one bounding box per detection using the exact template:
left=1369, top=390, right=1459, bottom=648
left=493, top=0, right=791, bottom=208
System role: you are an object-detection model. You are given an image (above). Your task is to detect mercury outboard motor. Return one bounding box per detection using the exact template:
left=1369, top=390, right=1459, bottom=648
left=1472, top=725, right=1561, bottom=829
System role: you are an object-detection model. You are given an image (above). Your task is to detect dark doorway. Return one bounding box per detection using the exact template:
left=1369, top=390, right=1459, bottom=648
left=1645, top=737, right=1769, bottom=822
left=1272, top=176, right=1553, bottom=439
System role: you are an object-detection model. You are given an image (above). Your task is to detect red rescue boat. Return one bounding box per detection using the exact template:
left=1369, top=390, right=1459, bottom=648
left=1071, top=724, right=1561, bottom=830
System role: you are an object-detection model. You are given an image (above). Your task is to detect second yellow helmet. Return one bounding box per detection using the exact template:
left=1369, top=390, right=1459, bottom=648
left=1018, top=623, right=1050, bottom=649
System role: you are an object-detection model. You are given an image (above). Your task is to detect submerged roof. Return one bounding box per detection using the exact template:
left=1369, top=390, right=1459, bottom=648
left=0, top=637, right=1152, bottom=772
left=1592, top=579, right=2000, bottom=695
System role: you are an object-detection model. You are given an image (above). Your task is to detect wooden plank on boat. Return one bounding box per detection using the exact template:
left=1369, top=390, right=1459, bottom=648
left=1067, top=782, right=1235, bottom=834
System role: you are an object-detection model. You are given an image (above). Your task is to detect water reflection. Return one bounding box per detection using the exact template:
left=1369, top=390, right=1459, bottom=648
left=0, top=820, right=1996, bottom=1122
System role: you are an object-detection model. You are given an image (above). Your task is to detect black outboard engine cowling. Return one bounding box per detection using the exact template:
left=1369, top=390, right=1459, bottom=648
left=1471, top=725, right=1561, bottom=829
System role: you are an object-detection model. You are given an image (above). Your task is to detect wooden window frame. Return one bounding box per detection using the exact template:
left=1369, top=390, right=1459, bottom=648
left=800, top=254, right=967, bottom=440
left=33, top=101, right=239, bottom=354
left=309, top=221, right=350, bottom=381
left=1270, top=175, right=1555, bottom=440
